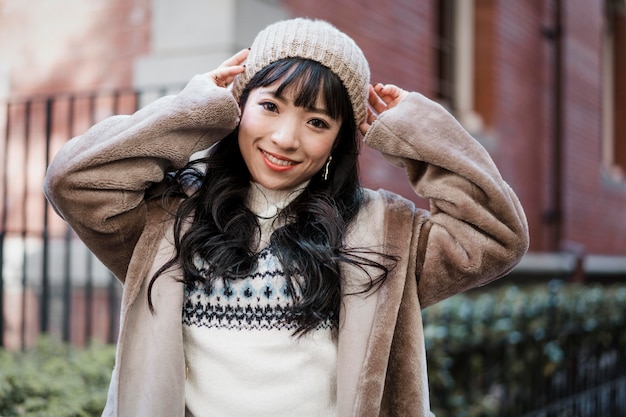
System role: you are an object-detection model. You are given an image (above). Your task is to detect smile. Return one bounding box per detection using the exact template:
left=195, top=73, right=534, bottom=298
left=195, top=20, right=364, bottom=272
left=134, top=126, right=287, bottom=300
left=261, top=150, right=298, bottom=170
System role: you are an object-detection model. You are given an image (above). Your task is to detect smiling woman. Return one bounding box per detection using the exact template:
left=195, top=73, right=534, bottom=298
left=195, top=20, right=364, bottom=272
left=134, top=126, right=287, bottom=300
left=237, top=59, right=345, bottom=191
left=43, top=17, right=529, bottom=417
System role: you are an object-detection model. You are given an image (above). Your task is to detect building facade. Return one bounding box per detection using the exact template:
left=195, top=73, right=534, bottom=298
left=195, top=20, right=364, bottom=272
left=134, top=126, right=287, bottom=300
left=1, top=0, right=625, bottom=278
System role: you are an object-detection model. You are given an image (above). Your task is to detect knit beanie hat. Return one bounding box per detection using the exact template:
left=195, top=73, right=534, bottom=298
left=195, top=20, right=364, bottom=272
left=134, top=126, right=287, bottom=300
left=232, top=18, right=370, bottom=127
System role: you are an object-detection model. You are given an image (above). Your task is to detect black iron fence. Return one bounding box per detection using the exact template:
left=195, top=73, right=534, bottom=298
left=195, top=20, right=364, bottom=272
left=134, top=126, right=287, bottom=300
left=0, top=86, right=179, bottom=349
left=434, top=320, right=626, bottom=417
left=424, top=282, right=626, bottom=417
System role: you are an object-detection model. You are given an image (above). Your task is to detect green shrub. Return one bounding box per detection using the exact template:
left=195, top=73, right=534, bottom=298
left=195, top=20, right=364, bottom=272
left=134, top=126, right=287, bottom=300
left=1, top=282, right=624, bottom=416
left=423, top=281, right=626, bottom=417
left=0, top=337, right=115, bottom=417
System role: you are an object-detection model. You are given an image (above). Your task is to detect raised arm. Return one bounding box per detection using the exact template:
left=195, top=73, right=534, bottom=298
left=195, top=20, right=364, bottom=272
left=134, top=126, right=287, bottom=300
left=362, top=84, right=529, bottom=308
left=44, top=52, right=247, bottom=279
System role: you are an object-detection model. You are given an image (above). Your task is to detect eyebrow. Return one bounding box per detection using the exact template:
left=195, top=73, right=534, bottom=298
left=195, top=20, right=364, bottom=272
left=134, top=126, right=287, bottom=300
left=259, top=89, right=331, bottom=117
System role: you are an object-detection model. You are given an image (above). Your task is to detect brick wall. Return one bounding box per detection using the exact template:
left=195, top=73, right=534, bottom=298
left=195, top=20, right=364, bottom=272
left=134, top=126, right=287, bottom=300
left=561, top=0, right=626, bottom=254
left=282, top=0, right=626, bottom=256
left=2, top=0, right=625, bottom=255
left=495, top=0, right=551, bottom=250
left=616, top=10, right=626, bottom=171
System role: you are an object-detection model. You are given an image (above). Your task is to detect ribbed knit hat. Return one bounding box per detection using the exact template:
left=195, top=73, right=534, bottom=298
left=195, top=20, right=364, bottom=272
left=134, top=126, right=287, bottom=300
left=232, top=18, right=370, bottom=127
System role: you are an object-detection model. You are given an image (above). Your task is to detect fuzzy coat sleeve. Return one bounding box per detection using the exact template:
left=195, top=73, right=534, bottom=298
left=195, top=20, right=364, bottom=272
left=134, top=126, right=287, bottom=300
left=363, top=92, right=529, bottom=308
left=43, top=75, right=241, bottom=280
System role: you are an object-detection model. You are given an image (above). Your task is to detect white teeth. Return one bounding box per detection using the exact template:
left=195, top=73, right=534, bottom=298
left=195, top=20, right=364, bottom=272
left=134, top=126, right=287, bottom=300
left=263, top=151, right=295, bottom=166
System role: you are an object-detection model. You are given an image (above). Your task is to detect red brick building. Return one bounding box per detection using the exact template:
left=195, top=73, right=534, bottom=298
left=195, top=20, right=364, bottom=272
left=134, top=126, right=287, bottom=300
left=1, top=0, right=625, bottom=282
left=283, top=0, right=626, bottom=263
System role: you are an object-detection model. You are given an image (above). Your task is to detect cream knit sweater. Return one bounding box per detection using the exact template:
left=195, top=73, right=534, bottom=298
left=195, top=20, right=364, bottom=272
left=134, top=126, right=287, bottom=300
left=183, top=182, right=337, bottom=417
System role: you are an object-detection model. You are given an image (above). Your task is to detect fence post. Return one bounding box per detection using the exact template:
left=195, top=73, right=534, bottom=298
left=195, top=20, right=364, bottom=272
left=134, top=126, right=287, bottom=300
left=40, top=98, right=53, bottom=334
left=0, top=101, right=8, bottom=348
left=0, top=233, right=4, bottom=348
left=19, top=101, right=31, bottom=350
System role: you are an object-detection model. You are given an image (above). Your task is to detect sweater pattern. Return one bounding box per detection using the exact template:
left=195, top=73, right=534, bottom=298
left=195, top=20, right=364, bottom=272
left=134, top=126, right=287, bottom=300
left=183, top=245, right=335, bottom=331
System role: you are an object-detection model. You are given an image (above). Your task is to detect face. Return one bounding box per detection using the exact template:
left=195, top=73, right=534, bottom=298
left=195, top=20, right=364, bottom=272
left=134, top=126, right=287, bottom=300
left=238, top=82, right=342, bottom=190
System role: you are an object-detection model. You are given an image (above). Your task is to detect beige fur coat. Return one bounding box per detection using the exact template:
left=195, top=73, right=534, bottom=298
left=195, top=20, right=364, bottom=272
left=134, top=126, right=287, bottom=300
left=44, top=74, right=529, bottom=416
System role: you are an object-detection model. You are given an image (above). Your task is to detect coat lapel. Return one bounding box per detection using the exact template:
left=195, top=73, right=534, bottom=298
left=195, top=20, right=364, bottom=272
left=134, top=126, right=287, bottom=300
left=338, top=190, right=416, bottom=416
left=114, top=208, right=187, bottom=416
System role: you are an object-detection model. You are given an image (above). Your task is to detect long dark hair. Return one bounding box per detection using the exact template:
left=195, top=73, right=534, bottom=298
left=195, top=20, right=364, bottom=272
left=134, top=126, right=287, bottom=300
left=149, top=58, right=396, bottom=334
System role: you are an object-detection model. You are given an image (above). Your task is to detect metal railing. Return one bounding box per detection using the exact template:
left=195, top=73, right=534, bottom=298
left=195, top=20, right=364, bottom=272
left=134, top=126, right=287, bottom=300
left=0, top=86, right=179, bottom=349
left=424, top=282, right=626, bottom=417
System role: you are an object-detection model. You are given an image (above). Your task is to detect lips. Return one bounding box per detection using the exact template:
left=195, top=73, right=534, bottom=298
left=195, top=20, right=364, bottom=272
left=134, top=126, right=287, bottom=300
left=261, top=149, right=298, bottom=171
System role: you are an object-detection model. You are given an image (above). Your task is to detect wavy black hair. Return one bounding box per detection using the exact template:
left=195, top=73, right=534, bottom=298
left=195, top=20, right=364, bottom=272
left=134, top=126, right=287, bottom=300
left=149, top=58, right=396, bottom=334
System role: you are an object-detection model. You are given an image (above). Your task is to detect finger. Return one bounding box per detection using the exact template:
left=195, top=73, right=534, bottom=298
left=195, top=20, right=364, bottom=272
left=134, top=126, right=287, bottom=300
left=359, top=121, right=370, bottom=136
left=367, top=84, right=377, bottom=103
left=366, top=107, right=377, bottom=124
left=208, top=65, right=246, bottom=87
left=368, top=85, right=387, bottom=115
left=223, top=67, right=245, bottom=86
left=374, top=83, right=398, bottom=102
left=220, top=48, right=250, bottom=68
left=219, top=65, right=246, bottom=79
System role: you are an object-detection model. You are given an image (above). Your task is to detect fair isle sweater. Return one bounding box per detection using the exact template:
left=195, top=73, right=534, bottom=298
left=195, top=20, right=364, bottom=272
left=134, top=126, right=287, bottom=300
left=182, top=182, right=337, bottom=417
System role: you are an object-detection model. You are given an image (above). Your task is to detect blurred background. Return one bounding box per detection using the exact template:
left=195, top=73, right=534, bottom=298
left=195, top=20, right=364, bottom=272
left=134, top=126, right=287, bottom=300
left=0, top=0, right=624, bottom=416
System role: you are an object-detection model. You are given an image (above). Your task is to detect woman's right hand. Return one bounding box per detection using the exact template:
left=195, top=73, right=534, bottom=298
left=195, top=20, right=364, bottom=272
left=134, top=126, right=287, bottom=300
left=360, top=83, right=409, bottom=136
left=204, top=48, right=249, bottom=89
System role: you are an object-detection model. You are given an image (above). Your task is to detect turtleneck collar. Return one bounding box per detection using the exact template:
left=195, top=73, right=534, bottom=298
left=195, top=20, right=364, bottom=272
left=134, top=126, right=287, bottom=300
left=246, top=181, right=309, bottom=219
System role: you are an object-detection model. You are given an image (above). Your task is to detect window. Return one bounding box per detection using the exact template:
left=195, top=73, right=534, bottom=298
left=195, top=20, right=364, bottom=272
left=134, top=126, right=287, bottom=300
left=472, top=0, right=496, bottom=129
left=604, top=0, right=626, bottom=179
left=435, top=0, right=495, bottom=134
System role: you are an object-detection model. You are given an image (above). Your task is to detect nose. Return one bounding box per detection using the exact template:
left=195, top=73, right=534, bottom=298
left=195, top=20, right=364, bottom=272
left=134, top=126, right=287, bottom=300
left=270, top=119, right=300, bottom=150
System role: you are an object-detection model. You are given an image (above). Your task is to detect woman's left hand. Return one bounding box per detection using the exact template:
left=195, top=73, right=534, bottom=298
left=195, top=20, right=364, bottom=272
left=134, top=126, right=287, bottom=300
left=359, top=83, right=409, bottom=136
left=204, top=48, right=249, bottom=89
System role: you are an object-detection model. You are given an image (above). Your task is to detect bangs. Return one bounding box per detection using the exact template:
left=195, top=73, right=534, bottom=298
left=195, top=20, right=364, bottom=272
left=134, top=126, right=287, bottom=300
left=244, top=59, right=353, bottom=123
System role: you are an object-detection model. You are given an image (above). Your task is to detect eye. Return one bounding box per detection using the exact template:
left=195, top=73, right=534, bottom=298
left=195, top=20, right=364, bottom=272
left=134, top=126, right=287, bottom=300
left=308, top=118, right=330, bottom=129
left=261, top=102, right=278, bottom=113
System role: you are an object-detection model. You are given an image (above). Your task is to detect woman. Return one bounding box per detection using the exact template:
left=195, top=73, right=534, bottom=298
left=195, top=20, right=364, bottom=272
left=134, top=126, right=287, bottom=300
left=44, top=18, right=529, bottom=417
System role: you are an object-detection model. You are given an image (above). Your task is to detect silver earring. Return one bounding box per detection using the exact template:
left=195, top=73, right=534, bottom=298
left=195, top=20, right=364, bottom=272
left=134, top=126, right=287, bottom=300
left=322, top=156, right=332, bottom=181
